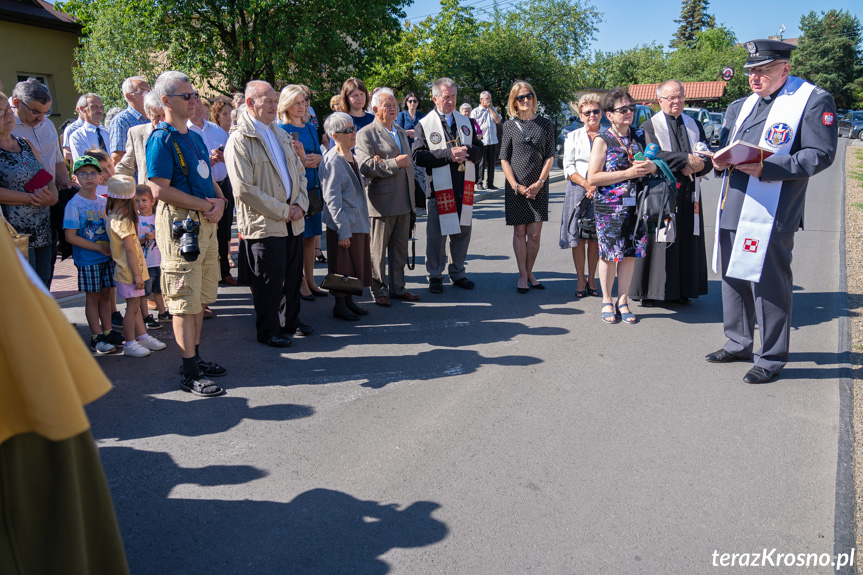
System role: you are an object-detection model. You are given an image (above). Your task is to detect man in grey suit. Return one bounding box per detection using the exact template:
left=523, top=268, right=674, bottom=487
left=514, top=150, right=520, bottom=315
left=355, top=88, right=421, bottom=307
left=708, top=39, right=838, bottom=383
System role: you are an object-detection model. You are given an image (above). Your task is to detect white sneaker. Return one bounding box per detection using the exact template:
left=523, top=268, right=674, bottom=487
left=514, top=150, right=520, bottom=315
left=94, top=339, right=116, bottom=355
left=138, top=335, right=167, bottom=351
left=123, top=340, right=151, bottom=357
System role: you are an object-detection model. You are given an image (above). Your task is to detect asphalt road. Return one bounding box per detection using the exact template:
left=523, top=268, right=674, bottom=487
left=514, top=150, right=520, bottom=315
left=70, top=141, right=853, bottom=574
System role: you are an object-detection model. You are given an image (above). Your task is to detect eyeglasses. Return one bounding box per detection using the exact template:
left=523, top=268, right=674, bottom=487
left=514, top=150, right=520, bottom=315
left=582, top=109, right=601, bottom=116
left=128, top=90, right=150, bottom=96
left=406, top=99, right=418, bottom=104
left=168, top=92, right=201, bottom=101
left=659, top=96, right=684, bottom=103
left=75, top=172, right=102, bottom=179
left=515, top=93, right=534, bottom=102
left=0, top=107, right=14, bottom=117
left=335, top=127, right=356, bottom=134
left=612, top=105, right=635, bottom=114
left=744, top=61, right=785, bottom=77
left=17, top=101, right=48, bottom=118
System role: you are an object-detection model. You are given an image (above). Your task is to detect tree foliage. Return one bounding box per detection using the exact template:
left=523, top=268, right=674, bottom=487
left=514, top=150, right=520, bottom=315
left=792, top=9, right=863, bottom=109
left=58, top=0, right=409, bottom=108
left=670, top=0, right=716, bottom=49
left=366, top=0, right=598, bottom=121
left=582, top=26, right=747, bottom=107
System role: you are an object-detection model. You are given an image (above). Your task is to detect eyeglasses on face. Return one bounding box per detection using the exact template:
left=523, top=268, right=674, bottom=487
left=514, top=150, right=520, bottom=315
left=581, top=109, right=601, bottom=116
left=168, top=92, right=201, bottom=101
left=515, top=93, right=534, bottom=102
left=406, top=99, right=418, bottom=104
left=75, top=172, right=102, bottom=179
left=18, top=101, right=48, bottom=118
left=744, top=61, right=785, bottom=77
left=660, top=96, right=684, bottom=102
left=128, top=90, right=150, bottom=96
left=612, top=105, right=635, bottom=114
left=335, top=127, right=356, bottom=134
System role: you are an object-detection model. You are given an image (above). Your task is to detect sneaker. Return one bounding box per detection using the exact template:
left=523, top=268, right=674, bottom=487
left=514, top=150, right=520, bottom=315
left=158, top=311, right=172, bottom=322
left=111, top=311, right=124, bottom=328
left=138, top=335, right=167, bottom=351
left=104, top=330, right=125, bottom=347
left=123, top=340, right=151, bottom=357
left=90, top=335, right=116, bottom=355
left=144, top=314, right=163, bottom=330
left=180, top=373, right=225, bottom=397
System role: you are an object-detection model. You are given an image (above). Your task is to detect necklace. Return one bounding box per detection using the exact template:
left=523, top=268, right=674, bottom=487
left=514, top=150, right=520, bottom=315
left=607, top=126, right=633, bottom=161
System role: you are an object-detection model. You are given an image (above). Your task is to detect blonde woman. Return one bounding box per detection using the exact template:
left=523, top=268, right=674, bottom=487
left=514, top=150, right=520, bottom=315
left=499, top=81, right=555, bottom=293
left=277, top=84, right=327, bottom=299
left=560, top=93, right=602, bottom=298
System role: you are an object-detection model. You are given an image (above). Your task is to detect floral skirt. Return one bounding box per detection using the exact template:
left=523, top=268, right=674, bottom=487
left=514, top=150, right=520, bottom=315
left=594, top=202, right=645, bottom=261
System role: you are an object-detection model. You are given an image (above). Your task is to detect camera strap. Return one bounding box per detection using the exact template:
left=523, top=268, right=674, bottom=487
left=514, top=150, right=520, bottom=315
left=153, top=128, right=190, bottom=177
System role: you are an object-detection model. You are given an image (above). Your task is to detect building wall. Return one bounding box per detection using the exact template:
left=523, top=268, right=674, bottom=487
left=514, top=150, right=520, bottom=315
left=0, top=20, right=80, bottom=130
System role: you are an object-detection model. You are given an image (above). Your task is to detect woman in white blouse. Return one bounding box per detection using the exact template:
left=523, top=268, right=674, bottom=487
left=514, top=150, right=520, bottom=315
left=559, top=93, right=602, bottom=298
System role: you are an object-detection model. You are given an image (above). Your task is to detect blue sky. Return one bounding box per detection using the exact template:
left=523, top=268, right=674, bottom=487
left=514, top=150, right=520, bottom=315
left=403, top=0, right=863, bottom=54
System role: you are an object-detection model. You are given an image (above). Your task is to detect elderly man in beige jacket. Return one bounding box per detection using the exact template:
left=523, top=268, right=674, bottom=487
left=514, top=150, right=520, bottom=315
left=115, top=92, right=163, bottom=184
left=355, top=87, right=420, bottom=307
left=225, top=80, right=310, bottom=348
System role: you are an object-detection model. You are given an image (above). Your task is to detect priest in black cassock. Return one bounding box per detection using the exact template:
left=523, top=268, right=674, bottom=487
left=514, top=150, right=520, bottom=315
left=631, top=79, right=711, bottom=306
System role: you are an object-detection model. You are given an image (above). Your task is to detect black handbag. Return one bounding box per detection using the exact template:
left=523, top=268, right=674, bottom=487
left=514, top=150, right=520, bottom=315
left=635, top=158, right=677, bottom=234
left=576, top=195, right=596, bottom=240
left=305, top=187, right=323, bottom=218
left=321, top=273, right=363, bottom=296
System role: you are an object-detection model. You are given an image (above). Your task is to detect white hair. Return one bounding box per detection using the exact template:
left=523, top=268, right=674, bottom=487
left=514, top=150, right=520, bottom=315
left=459, top=103, right=472, bottom=114
left=76, top=93, right=101, bottom=110
left=657, top=79, right=685, bottom=99
left=324, top=112, right=354, bottom=137
left=370, top=87, right=395, bottom=109
left=152, top=71, right=190, bottom=103
left=143, top=91, right=163, bottom=118
left=432, top=78, right=457, bottom=98
left=480, top=91, right=491, bottom=99
left=244, top=80, right=273, bottom=101
left=121, top=76, right=147, bottom=101
left=104, top=107, right=123, bottom=128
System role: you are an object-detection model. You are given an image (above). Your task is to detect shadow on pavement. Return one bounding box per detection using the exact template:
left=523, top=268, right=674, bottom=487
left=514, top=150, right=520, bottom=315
left=100, top=446, right=448, bottom=574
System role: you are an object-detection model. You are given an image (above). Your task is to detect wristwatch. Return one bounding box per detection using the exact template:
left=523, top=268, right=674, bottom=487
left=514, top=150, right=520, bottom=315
left=538, top=178, right=546, bottom=185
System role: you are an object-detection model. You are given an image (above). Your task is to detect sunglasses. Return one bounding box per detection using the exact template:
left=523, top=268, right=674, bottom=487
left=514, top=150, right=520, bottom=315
left=168, top=92, right=201, bottom=101
left=515, top=93, right=534, bottom=102
left=582, top=109, right=601, bottom=116
left=336, top=127, right=356, bottom=134
left=744, top=61, right=785, bottom=77
left=612, top=105, right=635, bottom=114
left=406, top=99, right=418, bottom=104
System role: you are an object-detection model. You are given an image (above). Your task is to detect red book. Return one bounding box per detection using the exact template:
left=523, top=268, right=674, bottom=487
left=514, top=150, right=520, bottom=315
left=713, top=141, right=774, bottom=166
left=23, top=169, right=53, bottom=192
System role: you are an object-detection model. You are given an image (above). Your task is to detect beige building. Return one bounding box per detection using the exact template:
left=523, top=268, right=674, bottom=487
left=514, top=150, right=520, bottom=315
left=0, top=0, right=81, bottom=130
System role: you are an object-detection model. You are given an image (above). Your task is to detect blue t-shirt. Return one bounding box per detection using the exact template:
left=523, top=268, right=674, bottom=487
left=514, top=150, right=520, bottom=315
left=63, top=193, right=110, bottom=266
left=278, top=122, right=320, bottom=190
left=146, top=122, right=215, bottom=199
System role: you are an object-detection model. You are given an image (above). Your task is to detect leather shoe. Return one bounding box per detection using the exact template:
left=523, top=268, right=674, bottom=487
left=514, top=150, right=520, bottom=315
left=640, top=299, right=656, bottom=307
left=292, top=322, right=313, bottom=337
left=300, top=293, right=315, bottom=301
left=743, top=366, right=777, bottom=384
left=391, top=290, right=421, bottom=302
left=705, top=349, right=749, bottom=363
left=429, top=278, right=444, bottom=294
left=374, top=295, right=392, bottom=307
left=452, top=277, right=475, bottom=290
left=219, top=275, right=238, bottom=286
left=258, top=335, right=292, bottom=348
left=333, top=307, right=360, bottom=321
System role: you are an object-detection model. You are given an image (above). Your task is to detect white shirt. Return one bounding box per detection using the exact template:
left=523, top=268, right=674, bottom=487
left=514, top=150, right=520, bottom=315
left=470, top=106, right=499, bottom=145
left=62, top=118, right=84, bottom=149
left=68, top=121, right=110, bottom=160
left=11, top=114, right=62, bottom=177
left=188, top=119, right=229, bottom=182
left=563, top=127, right=593, bottom=179
left=247, top=113, right=293, bottom=202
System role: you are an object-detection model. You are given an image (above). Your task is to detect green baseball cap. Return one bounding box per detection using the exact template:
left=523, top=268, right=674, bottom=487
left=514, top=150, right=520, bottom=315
left=72, top=155, right=102, bottom=174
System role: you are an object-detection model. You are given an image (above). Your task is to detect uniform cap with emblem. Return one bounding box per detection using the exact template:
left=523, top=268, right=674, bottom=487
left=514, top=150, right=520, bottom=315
left=743, top=39, right=796, bottom=69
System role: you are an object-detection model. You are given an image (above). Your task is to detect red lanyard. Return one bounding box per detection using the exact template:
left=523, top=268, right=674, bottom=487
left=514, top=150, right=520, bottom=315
left=607, top=128, right=633, bottom=162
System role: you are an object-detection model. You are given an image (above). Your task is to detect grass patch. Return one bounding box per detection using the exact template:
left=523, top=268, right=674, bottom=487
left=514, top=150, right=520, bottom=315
left=852, top=171, right=863, bottom=183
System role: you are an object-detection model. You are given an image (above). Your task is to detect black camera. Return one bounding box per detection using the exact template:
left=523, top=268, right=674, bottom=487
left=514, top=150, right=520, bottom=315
left=171, top=216, right=201, bottom=262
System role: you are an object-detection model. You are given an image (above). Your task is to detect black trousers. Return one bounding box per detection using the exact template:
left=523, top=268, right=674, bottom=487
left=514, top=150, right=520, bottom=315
left=217, top=177, right=236, bottom=279
left=243, top=228, right=303, bottom=341
left=476, top=142, right=497, bottom=187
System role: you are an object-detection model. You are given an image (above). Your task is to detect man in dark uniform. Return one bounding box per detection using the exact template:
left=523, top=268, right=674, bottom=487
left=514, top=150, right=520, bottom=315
left=633, top=79, right=711, bottom=306
left=707, top=39, right=838, bottom=383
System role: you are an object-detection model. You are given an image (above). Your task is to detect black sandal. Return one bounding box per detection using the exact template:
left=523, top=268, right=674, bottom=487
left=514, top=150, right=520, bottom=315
left=315, top=248, right=327, bottom=264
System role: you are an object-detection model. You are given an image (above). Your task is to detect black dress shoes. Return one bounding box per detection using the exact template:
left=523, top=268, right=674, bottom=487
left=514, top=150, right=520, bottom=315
left=259, top=335, right=292, bottom=348
left=705, top=349, right=749, bottom=363
left=743, top=366, right=777, bottom=384
left=286, top=322, right=313, bottom=337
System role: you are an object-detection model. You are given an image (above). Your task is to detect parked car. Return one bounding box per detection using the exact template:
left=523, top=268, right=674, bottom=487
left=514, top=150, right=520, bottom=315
left=683, top=107, right=716, bottom=145
left=708, top=112, right=725, bottom=146
left=838, top=111, right=863, bottom=140
left=555, top=104, right=653, bottom=168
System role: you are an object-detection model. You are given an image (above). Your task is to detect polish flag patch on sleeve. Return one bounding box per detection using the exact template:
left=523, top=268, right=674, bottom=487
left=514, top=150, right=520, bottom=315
left=823, top=112, right=834, bottom=126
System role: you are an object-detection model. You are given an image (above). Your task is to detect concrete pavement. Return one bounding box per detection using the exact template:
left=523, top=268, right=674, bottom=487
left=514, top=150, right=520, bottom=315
left=67, top=143, right=853, bottom=573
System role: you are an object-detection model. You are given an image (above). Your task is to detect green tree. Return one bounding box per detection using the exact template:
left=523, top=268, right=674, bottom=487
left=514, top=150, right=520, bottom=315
left=792, top=9, right=863, bottom=109
left=581, top=44, right=668, bottom=89
left=59, top=0, right=409, bottom=106
left=670, top=0, right=716, bottom=49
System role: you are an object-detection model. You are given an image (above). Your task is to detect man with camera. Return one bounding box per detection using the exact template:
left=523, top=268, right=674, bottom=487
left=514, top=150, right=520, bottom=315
left=225, top=80, right=310, bottom=348
left=147, top=71, right=228, bottom=397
